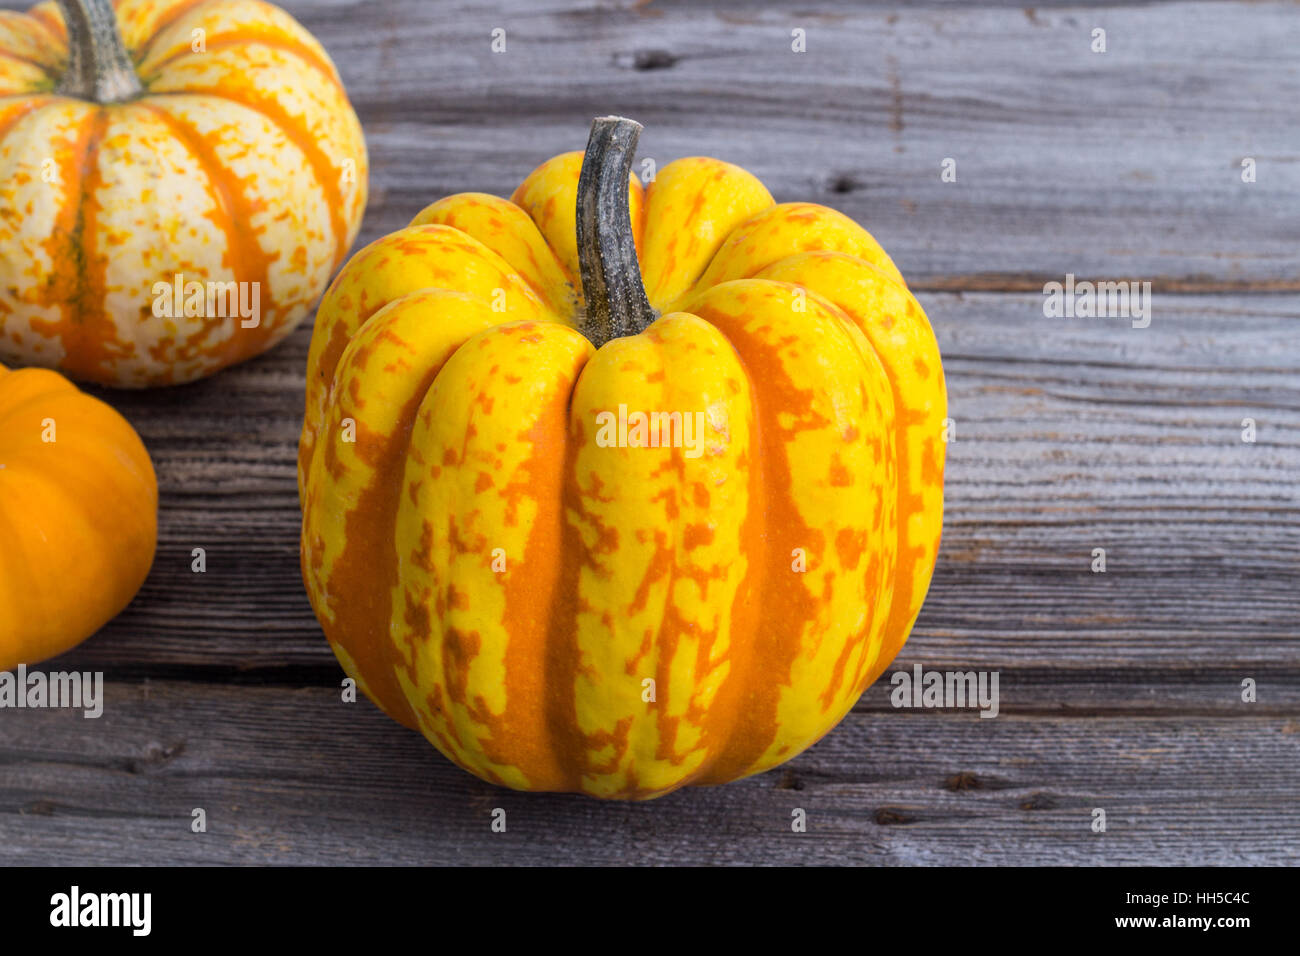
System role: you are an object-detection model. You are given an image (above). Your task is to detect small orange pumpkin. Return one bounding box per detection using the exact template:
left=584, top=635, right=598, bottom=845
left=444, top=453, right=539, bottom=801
left=0, top=362, right=156, bottom=669
left=301, top=117, right=946, bottom=799
left=0, top=0, right=368, bottom=386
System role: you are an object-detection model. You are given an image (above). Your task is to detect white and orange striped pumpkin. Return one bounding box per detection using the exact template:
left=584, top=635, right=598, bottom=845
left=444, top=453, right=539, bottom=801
left=0, top=0, right=367, bottom=386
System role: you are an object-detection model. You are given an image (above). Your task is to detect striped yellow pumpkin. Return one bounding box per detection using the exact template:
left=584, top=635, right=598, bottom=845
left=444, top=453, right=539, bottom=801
left=300, top=117, right=946, bottom=799
left=0, top=0, right=367, bottom=386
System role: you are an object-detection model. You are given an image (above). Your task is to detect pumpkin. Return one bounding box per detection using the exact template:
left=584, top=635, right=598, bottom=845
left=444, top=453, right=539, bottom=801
left=300, top=116, right=946, bottom=800
left=0, top=362, right=156, bottom=670
left=0, top=0, right=367, bottom=387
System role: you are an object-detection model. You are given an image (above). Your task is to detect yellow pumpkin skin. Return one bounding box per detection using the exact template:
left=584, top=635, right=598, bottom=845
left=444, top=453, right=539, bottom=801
left=0, top=0, right=368, bottom=387
left=0, top=362, right=157, bottom=670
left=300, top=126, right=946, bottom=800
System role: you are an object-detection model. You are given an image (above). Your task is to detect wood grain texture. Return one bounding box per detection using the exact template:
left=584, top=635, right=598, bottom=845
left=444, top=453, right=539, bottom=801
left=3, top=680, right=1297, bottom=865
left=294, top=0, right=1300, bottom=287
left=0, top=0, right=1297, bottom=865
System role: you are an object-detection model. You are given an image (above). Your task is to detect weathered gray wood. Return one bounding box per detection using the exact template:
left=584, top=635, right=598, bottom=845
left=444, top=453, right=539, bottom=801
left=0, top=0, right=1296, bottom=865
left=1, top=680, right=1295, bottom=865
left=301, top=0, right=1300, bottom=288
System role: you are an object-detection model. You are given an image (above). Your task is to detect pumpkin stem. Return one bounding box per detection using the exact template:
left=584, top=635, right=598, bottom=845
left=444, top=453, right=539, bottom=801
left=55, top=0, right=143, bottom=104
left=576, top=116, right=656, bottom=348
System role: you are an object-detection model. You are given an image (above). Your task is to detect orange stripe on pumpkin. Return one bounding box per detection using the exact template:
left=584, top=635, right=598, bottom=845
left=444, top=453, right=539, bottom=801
left=307, top=293, right=500, bottom=728
left=26, top=108, right=120, bottom=383
left=141, top=28, right=344, bottom=94
left=147, top=88, right=351, bottom=272
left=688, top=303, right=822, bottom=783
left=0, top=96, right=45, bottom=138
left=133, top=0, right=241, bottom=63
left=401, top=321, right=593, bottom=790
left=139, top=102, right=279, bottom=364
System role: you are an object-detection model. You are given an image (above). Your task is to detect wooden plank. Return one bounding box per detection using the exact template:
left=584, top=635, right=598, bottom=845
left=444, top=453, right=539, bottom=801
left=1, top=680, right=1295, bottom=865
left=5, top=0, right=1294, bottom=286
left=301, top=0, right=1300, bottom=288
left=37, top=290, right=1294, bottom=674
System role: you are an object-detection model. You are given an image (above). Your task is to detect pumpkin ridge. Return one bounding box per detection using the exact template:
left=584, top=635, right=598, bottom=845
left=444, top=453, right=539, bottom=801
left=681, top=280, right=897, bottom=783
left=131, top=0, right=221, bottom=64
left=547, top=385, right=591, bottom=792
left=497, top=326, right=593, bottom=791
left=559, top=333, right=664, bottom=793
left=0, top=9, right=64, bottom=64
left=0, top=46, right=54, bottom=74
left=688, top=303, right=817, bottom=783
left=508, top=155, right=582, bottom=288
left=650, top=315, right=760, bottom=792
left=410, top=193, right=578, bottom=318
left=493, top=350, right=584, bottom=790
left=393, top=321, right=594, bottom=791
left=139, top=29, right=344, bottom=94
left=674, top=202, right=904, bottom=311
left=829, top=273, right=922, bottom=691
left=803, top=290, right=898, bottom=698
left=309, top=339, right=430, bottom=729
left=310, top=292, right=508, bottom=729
left=671, top=312, right=766, bottom=789
left=0, top=11, right=62, bottom=77
left=752, top=251, right=946, bottom=691
left=71, top=109, right=118, bottom=378
left=639, top=156, right=775, bottom=311
left=555, top=312, right=755, bottom=796
left=14, top=103, right=155, bottom=383
left=144, top=87, right=353, bottom=272
left=0, top=96, right=46, bottom=139
left=139, top=99, right=280, bottom=363
left=619, top=329, right=686, bottom=790
left=24, top=6, right=67, bottom=45
left=302, top=224, right=563, bottom=469
left=39, top=106, right=113, bottom=382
